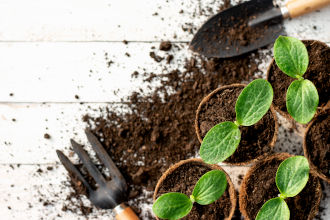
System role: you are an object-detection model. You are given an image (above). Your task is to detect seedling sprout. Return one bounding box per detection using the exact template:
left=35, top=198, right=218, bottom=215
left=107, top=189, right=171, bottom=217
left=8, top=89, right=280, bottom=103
left=256, top=156, right=310, bottom=220
left=153, top=170, right=227, bottom=219
left=200, top=79, right=273, bottom=164
left=274, top=36, right=319, bottom=124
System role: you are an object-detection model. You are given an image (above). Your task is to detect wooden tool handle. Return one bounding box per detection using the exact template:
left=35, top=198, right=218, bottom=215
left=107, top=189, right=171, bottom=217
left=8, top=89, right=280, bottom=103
left=115, top=204, right=139, bottom=220
left=286, top=0, right=330, bottom=18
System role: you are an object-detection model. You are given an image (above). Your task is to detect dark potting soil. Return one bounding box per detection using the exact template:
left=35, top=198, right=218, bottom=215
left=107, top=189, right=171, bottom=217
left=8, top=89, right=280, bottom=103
left=268, top=40, right=330, bottom=114
left=306, top=109, right=330, bottom=178
left=219, top=16, right=264, bottom=47
left=79, top=49, right=263, bottom=218
left=197, top=86, right=275, bottom=164
left=191, top=9, right=268, bottom=57
left=243, top=155, right=321, bottom=220
left=155, top=162, right=232, bottom=220
left=63, top=2, right=270, bottom=217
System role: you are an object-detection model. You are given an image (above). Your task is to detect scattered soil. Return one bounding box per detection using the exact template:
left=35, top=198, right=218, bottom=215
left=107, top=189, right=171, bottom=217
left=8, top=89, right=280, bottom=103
left=190, top=1, right=276, bottom=58
left=305, top=108, right=330, bottom=179
left=149, top=51, right=164, bottom=62
left=197, top=86, right=276, bottom=164
left=220, top=16, right=263, bottom=47
left=155, top=161, right=233, bottom=219
left=267, top=40, right=330, bottom=114
left=240, top=153, right=321, bottom=220
left=159, top=41, right=172, bottom=51
left=80, top=47, right=264, bottom=218
left=60, top=1, right=271, bottom=218
left=44, top=133, right=51, bottom=139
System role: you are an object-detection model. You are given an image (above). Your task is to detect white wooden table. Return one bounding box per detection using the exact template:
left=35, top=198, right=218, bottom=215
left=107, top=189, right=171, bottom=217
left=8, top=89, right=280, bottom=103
left=0, top=0, right=329, bottom=219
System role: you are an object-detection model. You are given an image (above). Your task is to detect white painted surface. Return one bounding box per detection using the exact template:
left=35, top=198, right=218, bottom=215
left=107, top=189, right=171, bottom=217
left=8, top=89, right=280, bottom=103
left=0, top=0, right=329, bottom=219
left=0, top=0, right=329, bottom=42
left=0, top=42, right=189, bottom=102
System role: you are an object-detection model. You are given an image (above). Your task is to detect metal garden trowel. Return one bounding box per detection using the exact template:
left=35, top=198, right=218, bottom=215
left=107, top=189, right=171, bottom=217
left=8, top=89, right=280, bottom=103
left=190, top=0, right=330, bottom=58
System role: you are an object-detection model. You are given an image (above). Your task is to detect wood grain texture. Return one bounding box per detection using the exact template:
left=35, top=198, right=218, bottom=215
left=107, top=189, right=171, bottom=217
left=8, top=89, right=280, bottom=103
left=115, top=207, right=139, bottom=220
left=0, top=0, right=329, bottom=219
left=287, top=0, right=330, bottom=18
left=0, top=164, right=249, bottom=219
left=0, top=0, right=329, bottom=42
left=0, top=42, right=189, bottom=102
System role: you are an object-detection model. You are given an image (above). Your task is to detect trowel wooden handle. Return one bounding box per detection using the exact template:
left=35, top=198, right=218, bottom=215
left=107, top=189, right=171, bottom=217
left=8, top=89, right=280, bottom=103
left=114, top=204, right=139, bottom=220
left=286, top=0, right=330, bottom=18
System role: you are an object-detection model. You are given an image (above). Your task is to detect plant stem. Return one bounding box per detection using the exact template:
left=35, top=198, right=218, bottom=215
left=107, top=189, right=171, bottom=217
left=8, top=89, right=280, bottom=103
left=279, top=194, right=287, bottom=200
left=189, top=195, right=195, bottom=203
left=296, top=75, right=304, bottom=80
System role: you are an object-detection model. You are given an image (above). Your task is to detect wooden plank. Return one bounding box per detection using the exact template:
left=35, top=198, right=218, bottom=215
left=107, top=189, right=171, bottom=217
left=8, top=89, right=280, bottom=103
left=0, top=103, right=113, bottom=164
left=0, top=164, right=249, bottom=219
left=0, top=0, right=329, bottom=42
left=1, top=42, right=329, bottom=103
left=0, top=164, right=114, bottom=219
left=0, top=103, right=309, bottom=164
left=0, top=42, right=189, bottom=102
left=0, top=164, right=329, bottom=219
left=0, top=42, right=276, bottom=102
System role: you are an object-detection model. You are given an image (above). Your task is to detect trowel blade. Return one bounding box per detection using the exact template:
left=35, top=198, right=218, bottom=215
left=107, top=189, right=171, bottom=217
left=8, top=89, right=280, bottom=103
left=190, top=0, right=285, bottom=58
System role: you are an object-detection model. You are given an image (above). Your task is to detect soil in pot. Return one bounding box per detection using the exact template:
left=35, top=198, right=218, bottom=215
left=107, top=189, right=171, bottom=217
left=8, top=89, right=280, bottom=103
left=195, top=84, right=277, bottom=164
left=267, top=40, right=330, bottom=117
left=154, top=159, right=236, bottom=220
left=239, top=153, right=322, bottom=220
left=304, top=108, right=330, bottom=183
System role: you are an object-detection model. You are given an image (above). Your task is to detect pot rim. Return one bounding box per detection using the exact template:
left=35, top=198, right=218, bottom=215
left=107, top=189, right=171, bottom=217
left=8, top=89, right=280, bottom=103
left=303, top=108, right=330, bottom=183
left=194, top=83, right=279, bottom=166
left=239, top=152, right=322, bottom=220
left=153, top=158, right=237, bottom=220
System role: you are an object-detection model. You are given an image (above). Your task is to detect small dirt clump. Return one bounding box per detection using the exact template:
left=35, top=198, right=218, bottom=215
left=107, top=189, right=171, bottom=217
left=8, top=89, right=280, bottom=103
left=159, top=41, right=172, bottom=51
left=44, top=133, right=51, bottom=139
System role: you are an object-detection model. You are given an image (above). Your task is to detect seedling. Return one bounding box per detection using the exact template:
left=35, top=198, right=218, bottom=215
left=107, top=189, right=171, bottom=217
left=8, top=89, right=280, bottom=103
left=256, top=156, right=310, bottom=220
left=200, top=79, right=273, bottom=164
left=274, top=36, right=319, bottom=124
left=153, top=170, right=227, bottom=219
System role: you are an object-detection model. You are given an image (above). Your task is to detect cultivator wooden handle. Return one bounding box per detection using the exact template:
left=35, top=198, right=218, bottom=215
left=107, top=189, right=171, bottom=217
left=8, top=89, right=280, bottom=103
left=114, top=203, right=139, bottom=220
left=286, top=0, right=330, bottom=18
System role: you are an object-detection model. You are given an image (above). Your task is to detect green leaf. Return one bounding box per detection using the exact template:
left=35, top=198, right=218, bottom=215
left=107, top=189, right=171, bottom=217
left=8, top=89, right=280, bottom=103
left=274, top=36, right=309, bottom=78
left=256, top=197, right=290, bottom=220
left=286, top=79, right=319, bottom=124
left=200, top=121, right=240, bottom=164
left=276, top=156, right=310, bottom=197
left=152, top=192, right=193, bottom=220
left=235, top=79, right=273, bottom=126
left=192, top=170, right=227, bottom=205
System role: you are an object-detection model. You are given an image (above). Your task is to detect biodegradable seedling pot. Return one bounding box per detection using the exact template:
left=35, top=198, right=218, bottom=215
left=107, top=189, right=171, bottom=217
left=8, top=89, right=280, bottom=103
left=239, top=153, right=322, bottom=220
left=304, top=108, right=330, bottom=183
left=153, top=158, right=236, bottom=220
left=266, top=40, right=330, bottom=134
left=195, top=83, right=278, bottom=165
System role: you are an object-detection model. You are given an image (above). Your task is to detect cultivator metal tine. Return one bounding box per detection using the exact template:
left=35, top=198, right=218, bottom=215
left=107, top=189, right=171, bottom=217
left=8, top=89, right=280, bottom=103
left=70, top=139, right=107, bottom=187
left=56, top=150, right=93, bottom=192
left=85, top=130, right=127, bottom=190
